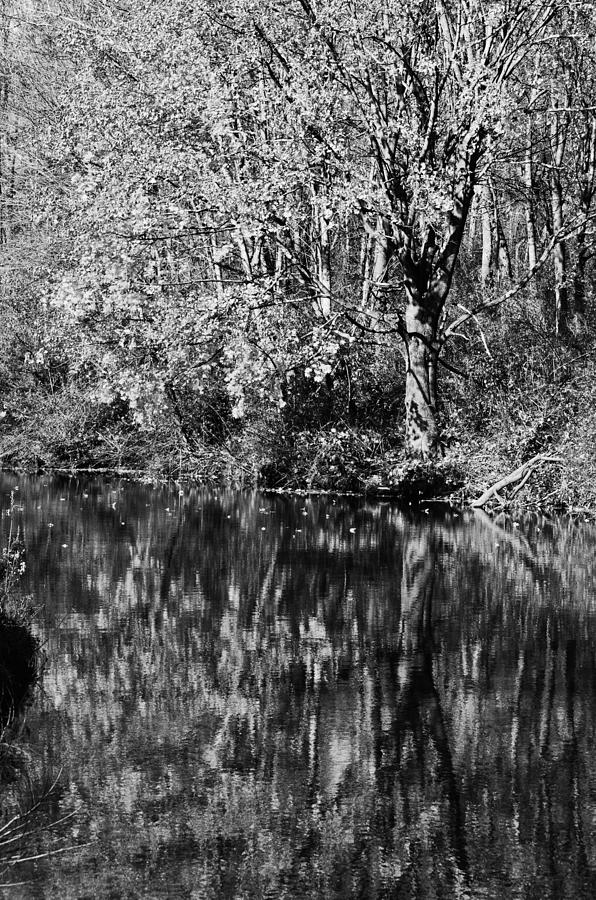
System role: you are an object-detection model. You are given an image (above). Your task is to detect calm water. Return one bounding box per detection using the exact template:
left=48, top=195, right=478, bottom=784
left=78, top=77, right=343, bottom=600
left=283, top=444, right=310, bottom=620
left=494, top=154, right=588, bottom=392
left=1, top=473, right=596, bottom=899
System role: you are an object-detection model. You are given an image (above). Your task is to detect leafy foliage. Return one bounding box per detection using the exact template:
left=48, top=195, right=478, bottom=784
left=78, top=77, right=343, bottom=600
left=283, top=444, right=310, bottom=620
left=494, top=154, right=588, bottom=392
left=1, top=0, right=596, bottom=498
left=263, top=425, right=388, bottom=490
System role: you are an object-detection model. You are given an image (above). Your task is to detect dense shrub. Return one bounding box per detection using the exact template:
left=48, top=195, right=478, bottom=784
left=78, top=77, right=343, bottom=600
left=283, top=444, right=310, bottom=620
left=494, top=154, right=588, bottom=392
left=385, top=458, right=466, bottom=502
left=261, top=425, right=388, bottom=491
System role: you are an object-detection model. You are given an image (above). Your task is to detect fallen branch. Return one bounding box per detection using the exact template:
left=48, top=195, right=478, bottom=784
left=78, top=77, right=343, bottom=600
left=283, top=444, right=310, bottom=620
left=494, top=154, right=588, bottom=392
left=471, top=454, right=562, bottom=508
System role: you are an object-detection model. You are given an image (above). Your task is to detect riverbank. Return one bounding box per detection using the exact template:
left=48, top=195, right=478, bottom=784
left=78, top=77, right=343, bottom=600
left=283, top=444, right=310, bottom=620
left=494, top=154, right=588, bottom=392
left=1, top=333, right=595, bottom=515
left=0, top=434, right=592, bottom=517
left=0, top=428, right=592, bottom=514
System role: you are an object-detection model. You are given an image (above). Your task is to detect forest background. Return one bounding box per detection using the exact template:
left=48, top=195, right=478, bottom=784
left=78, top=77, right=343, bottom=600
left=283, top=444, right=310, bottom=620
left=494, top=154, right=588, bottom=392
left=2, top=0, right=596, bottom=510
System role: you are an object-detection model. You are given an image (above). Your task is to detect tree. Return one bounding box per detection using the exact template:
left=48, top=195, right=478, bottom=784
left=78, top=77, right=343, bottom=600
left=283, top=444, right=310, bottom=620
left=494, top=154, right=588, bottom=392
left=224, top=0, right=564, bottom=456
left=39, top=0, right=593, bottom=470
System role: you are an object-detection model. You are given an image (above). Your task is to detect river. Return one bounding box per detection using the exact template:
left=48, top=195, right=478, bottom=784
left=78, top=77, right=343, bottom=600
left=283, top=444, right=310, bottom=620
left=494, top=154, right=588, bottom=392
left=1, top=473, right=596, bottom=898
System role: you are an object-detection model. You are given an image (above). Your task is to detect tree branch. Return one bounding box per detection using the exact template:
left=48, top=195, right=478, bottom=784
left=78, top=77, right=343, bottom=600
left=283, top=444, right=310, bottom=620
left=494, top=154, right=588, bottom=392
left=444, top=210, right=596, bottom=339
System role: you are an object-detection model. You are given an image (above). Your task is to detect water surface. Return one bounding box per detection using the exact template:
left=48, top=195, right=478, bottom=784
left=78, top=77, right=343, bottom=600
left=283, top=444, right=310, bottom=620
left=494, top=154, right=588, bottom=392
left=1, top=474, right=596, bottom=898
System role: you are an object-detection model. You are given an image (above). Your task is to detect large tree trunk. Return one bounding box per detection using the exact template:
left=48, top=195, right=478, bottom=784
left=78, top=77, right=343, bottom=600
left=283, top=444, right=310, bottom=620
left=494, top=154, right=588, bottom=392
left=403, top=287, right=440, bottom=458
left=399, top=155, right=477, bottom=458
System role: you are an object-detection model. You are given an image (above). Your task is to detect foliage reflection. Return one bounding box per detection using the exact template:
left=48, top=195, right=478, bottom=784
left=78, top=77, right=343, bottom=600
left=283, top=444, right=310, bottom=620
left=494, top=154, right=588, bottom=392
left=2, top=475, right=596, bottom=898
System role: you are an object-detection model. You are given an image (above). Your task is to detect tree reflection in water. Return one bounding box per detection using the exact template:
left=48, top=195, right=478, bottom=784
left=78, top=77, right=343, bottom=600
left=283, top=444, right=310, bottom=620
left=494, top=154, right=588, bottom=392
left=2, top=474, right=596, bottom=898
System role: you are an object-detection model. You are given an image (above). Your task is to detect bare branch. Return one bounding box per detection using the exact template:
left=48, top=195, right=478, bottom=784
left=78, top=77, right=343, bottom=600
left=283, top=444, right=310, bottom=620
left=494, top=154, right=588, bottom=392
left=444, top=211, right=596, bottom=339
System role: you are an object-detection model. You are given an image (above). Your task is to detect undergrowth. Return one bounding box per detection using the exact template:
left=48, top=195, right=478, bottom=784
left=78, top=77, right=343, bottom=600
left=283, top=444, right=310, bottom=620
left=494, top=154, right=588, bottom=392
left=1, top=297, right=596, bottom=510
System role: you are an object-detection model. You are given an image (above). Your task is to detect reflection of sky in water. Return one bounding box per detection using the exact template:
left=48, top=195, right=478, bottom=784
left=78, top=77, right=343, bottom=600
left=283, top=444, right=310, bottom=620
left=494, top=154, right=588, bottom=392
left=1, top=473, right=596, bottom=898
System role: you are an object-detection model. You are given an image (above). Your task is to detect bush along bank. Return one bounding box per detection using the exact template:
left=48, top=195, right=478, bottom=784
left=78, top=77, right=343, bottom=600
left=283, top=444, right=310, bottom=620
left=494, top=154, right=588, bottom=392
left=2, top=314, right=596, bottom=514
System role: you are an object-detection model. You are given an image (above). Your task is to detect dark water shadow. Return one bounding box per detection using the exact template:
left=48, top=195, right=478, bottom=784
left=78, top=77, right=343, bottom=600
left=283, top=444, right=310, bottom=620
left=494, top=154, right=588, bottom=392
left=0, top=616, right=39, bottom=733
left=0, top=615, right=40, bottom=787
